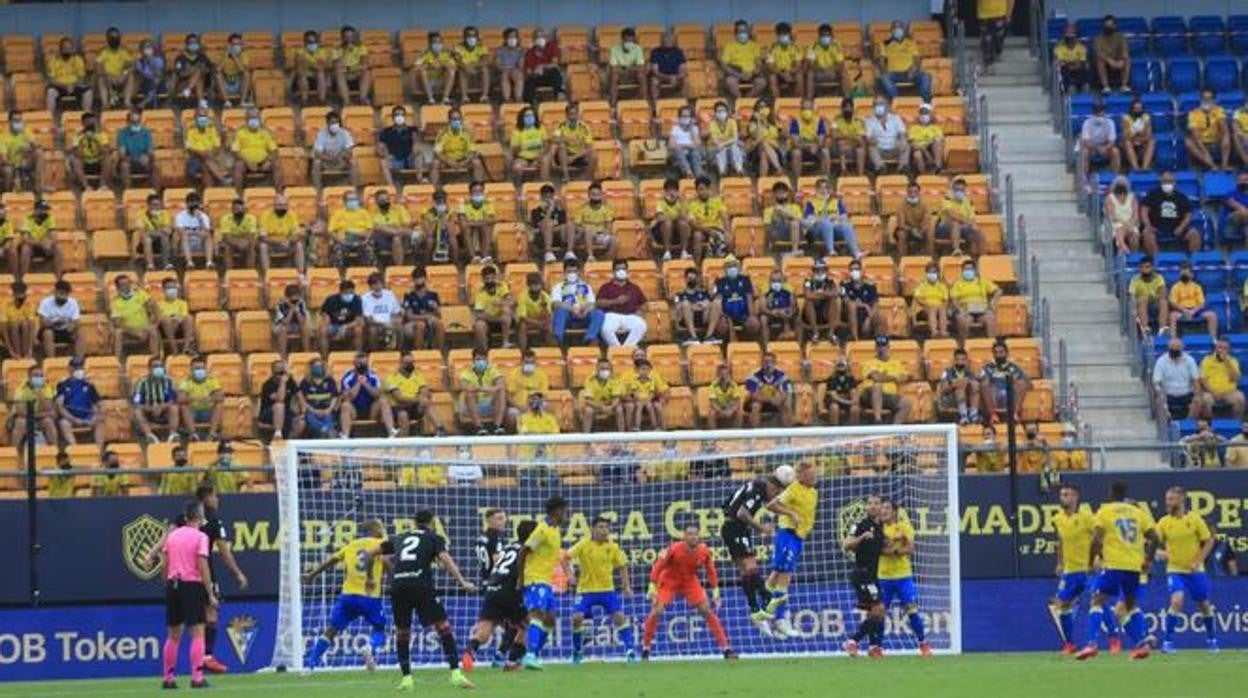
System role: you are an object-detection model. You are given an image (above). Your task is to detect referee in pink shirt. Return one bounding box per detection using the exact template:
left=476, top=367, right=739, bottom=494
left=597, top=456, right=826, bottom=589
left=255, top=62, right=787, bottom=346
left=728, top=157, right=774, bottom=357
left=159, top=500, right=217, bottom=689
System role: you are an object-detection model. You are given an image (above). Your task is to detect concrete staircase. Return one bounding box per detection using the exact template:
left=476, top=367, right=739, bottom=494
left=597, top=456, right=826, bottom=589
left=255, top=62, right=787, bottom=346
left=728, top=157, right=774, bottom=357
left=976, top=40, right=1163, bottom=467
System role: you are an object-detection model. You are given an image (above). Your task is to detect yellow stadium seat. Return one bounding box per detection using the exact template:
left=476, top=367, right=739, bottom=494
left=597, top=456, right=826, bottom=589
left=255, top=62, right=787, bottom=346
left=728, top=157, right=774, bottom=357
left=664, top=386, right=696, bottom=429
left=503, top=263, right=540, bottom=298
left=1022, top=379, right=1056, bottom=422
left=245, top=353, right=279, bottom=396
left=566, top=346, right=601, bottom=389
left=2, top=35, right=37, bottom=73
left=862, top=255, right=898, bottom=295
left=945, top=135, right=980, bottom=174
left=996, top=296, right=1030, bottom=337
left=383, top=265, right=415, bottom=299
left=781, top=256, right=814, bottom=290
left=342, top=106, right=377, bottom=146
left=528, top=347, right=565, bottom=390
left=56, top=231, right=88, bottom=272
left=742, top=256, right=775, bottom=292
left=963, top=338, right=996, bottom=373
left=61, top=271, right=101, bottom=312
left=771, top=341, right=803, bottom=380
left=731, top=217, right=764, bottom=258
left=607, top=346, right=638, bottom=376
left=43, top=356, right=72, bottom=387
left=22, top=273, right=56, bottom=301
left=2, top=358, right=36, bottom=400
left=44, top=190, right=78, bottom=228
left=371, top=68, right=405, bottom=110
left=286, top=352, right=320, bottom=381
left=876, top=297, right=910, bottom=338
left=442, top=305, right=473, bottom=341
left=195, top=312, right=233, bottom=353
left=328, top=351, right=359, bottom=379
left=976, top=214, right=1006, bottom=254
left=1007, top=337, right=1044, bottom=379
left=306, top=267, right=342, bottom=308
left=83, top=356, right=122, bottom=398
left=220, top=397, right=255, bottom=439
left=660, top=258, right=696, bottom=297
left=835, top=176, right=874, bottom=215
left=81, top=190, right=118, bottom=231
left=922, top=337, right=959, bottom=380
left=121, top=188, right=155, bottom=228
left=264, top=268, right=301, bottom=309
left=613, top=220, right=647, bottom=260
left=10, top=74, right=46, bottom=113
left=235, top=310, right=275, bottom=353
left=258, top=107, right=297, bottom=147
left=901, top=381, right=934, bottom=423
left=183, top=270, right=220, bottom=312
left=355, top=147, right=385, bottom=186
left=207, top=353, right=245, bottom=395
left=410, top=350, right=446, bottom=389
left=492, top=223, right=529, bottom=264
left=727, top=342, right=762, bottom=382
left=805, top=342, right=842, bottom=382
left=425, top=265, right=462, bottom=304
left=617, top=100, right=654, bottom=140
left=224, top=270, right=263, bottom=311
left=77, top=314, right=111, bottom=355
left=344, top=266, right=379, bottom=294
left=370, top=351, right=401, bottom=380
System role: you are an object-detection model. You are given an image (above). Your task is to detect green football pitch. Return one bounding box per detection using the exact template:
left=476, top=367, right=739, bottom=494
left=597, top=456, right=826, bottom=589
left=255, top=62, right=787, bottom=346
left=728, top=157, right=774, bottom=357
left=0, top=652, right=1241, bottom=698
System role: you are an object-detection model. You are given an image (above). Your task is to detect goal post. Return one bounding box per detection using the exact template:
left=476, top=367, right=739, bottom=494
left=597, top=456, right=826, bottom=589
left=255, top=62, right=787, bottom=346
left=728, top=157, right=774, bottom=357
left=270, top=424, right=960, bottom=671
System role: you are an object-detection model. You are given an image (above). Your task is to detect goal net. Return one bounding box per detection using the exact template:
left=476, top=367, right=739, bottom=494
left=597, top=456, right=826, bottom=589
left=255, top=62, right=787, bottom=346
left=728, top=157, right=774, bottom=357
left=270, top=425, right=960, bottom=671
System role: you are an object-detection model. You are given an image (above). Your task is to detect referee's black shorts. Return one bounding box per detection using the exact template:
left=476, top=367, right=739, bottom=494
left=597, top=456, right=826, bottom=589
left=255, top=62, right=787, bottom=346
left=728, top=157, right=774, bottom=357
left=720, top=519, right=756, bottom=560
left=851, top=571, right=881, bottom=609
left=391, top=584, right=447, bottom=630
left=165, top=580, right=208, bottom=626
left=479, top=589, right=526, bottom=626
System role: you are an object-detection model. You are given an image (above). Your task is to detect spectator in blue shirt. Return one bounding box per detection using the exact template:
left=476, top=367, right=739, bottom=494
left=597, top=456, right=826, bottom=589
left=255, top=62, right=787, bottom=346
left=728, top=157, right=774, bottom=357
left=127, top=39, right=165, bottom=108
left=340, top=351, right=397, bottom=438
left=115, top=107, right=153, bottom=186
left=708, top=256, right=759, bottom=342
left=648, top=28, right=688, bottom=99
left=55, top=356, right=103, bottom=451
left=744, top=351, right=793, bottom=427
left=1226, top=171, right=1248, bottom=241
left=296, top=358, right=340, bottom=438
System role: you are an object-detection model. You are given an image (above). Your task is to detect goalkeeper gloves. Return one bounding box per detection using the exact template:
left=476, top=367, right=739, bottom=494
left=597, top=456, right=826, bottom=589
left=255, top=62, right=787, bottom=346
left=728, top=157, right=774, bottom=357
left=647, top=582, right=657, bottom=599
left=712, top=587, right=721, bottom=602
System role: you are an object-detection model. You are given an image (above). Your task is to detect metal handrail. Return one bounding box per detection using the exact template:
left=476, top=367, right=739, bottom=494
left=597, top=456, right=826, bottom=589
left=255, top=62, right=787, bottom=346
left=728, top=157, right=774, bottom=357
left=1016, top=215, right=1029, bottom=289
left=1004, top=173, right=1015, bottom=248
left=977, top=94, right=990, bottom=170
left=1029, top=254, right=1041, bottom=321
left=1041, top=299, right=1052, bottom=366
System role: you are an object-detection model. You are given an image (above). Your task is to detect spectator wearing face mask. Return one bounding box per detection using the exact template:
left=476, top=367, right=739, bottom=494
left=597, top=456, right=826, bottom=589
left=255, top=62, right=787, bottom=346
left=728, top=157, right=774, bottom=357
left=668, top=105, right=704, bottom=179
left=110, top=273, right=158, bottom=356
left=1, top=111, right=47, bottom=194
left=1167, top=261, right=1217, bottom=337
left=319, top=280, right=365, bottom=354
left=608, top=27, right=648, bottom=103
left=495, top=28, right=526, bottom=103
left=132, top=356, right=180, bottom=443
left=377, top=106, right=424, bottom=189
left=458, top=348, right=506, bottom=435
left=431, top=108, right=487, bottom=186
left=759, top=270, right=796, bottom=349
left=580, top=358, right=626, bottom=433
left=155, top=278, right=194, bottom=355
left=707, top=256, right=758, bottom=343
left=1051, top=423, right=1087, bottom=471
left=624, top=358, right=668, bottom=431
left=452, top=26, right=491, bottom=103
left=20, top=198, right=62, bottom=277
left=865, top=97, right=909, bottom=174
left=333, top=25, right=371, bottom=106
left=908, top=103, right=945, bottom=174
left=171, top=33, right=213, bottom=103
left=94, top=27, right=132, bottom=109
left=822, top=360, right=858, bottom=425
left=258, top=359, right=299, bottom=440
left=911, top=261, right=950, bottom=338
left=47, top=450, right=77, bottom=498
left=1195, top=337, right=1245, bottom=421
left=705, top=101, right=745, bottom=177
left=37, top=280, right=82, bottom=358
left=259, top=194, right=307, bottom=274
left=552, top=259, right=603, bottom=345
left=787, top=98, right=830, bottom=181
left=840, top=259, right=878, bottom=341
left=1185, top=89, right=1231, bottom=171
left=1141, top=171, right=1197, bottom=255
left=1053, top=24, right=1089, bottom=94
left=597, top=260, right=648, bottom=347
left=231, top=108, right=283, bottom=193
left=386, top=352, right=446, bottom=437
left=507, top=349, right=551, bottom=428
left=746, top=351, right=794, bottom=427
left=803, top=23, right=843, bottom=100
left=401, top=268, right=444, bottom=350
left=415, top=30, right=458, bottom=104
left=326, top=191, right=375, bottom=268
left=830, top=98, right=867, bottom=176
left=184, top=107, right=229, bottom=189
left=509, top=106, right=550, bottom=184
left=10, top=365, right=57, bottom=448
left=1078, top=101, right=1120, bottom=186
left=159, top=445, right=199, bottom=496
left=1128, top=255, right=1166, bottom=335
left=649, top=28, right=688, bottom=99
left=950, top=260, right=1001, bottom=343
left=1104, top=175, right=1141, bottom=255
left=1151, top=337, right=1199, bottom=420
left=935, top=177, right=983, bottom=257
left=1092, top=15, right=1130, bottom=94
left=68, top=111, right=115, bottom=191
left=216, top=197, right=259, bottom=271
left=92, top=450, right=129, bottom=497
left=522, top=29, right=565, bottom=103
left=875, top=21, right=932, bottom=102
left=938, top=348, right=979, bottom=425
left=517, top=393, right=560, bottom=479
left=472, top=264, right=514, bottom=350
left=297, top=359, right=340, bottom=438
left=1120, top=98, right=1154, bottom=172
left=422, top=189, right=459, bottom=262
left=766, top=21, right=804, bottom=97
left=273, top=284, right=312, bottom=356
left=801, top=258, right=839, bottom=343
left=360, top=272, right=402, bottom=350
left=747, top=97, right=785, bottom=178
left=215, top=32, right=254, bottom=107
left=967, top=425, right=1004, bottom=472
left=290, top=29, right=333, bottom=104
left=459, top=180, right=498, bottom=264
left=127, top=39, right=164, bottom=107
left=650, top=177, right=689, bottom=262
left=179, top=355, right=224, bottom=441
left=46, top=36, right=93, bottom=114
left=311, top=110, right=359, bottom=189
left=719, top=19, right=765, bottom=100
left=515, top=272, right=554, bottom=352
left=341, top=351, right=398, bottom=438
left=1226, top=172, right=1248, bottom=244
left=174, top=191, right=215, bottom=270
left=2, top=280, right=35, bottom=357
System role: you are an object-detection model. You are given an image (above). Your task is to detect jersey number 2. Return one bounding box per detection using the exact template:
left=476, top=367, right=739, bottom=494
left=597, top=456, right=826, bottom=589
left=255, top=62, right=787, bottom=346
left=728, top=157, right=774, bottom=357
left=399, top=534, right=423, bottom=561
left=493, top=549, right=518, bottom=577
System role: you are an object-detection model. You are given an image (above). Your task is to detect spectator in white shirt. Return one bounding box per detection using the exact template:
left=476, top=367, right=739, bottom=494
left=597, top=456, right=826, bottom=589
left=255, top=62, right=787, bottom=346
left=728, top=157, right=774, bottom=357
left=668, top=104, right=704, bottom=179
left=865, top=96, right=909, bottom=173
left=360, top=272, right=401, bottom=349
left=448, top=445, right=484, bottom=485
left=1152, top=336, right=1200, bottom=420
left=1079, top=101, right=1121, bottom=182
left=174, top=190, right=214, bottom=269
left=311, top=110, right=359, bottom=189
left=37, top=279, right=83, bottom=358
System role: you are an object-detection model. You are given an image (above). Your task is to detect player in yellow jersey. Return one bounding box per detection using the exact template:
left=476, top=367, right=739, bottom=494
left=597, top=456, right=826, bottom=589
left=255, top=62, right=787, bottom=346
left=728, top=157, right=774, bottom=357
left=877, top=498, right=932, bottom=656
left=1156, top=485, right=1218, bottom=653
left=1050, top=483, right=1097, bottom=653
left=1077, top=481, right=1160, bottom=661
left=517, top=495, right=570, bottom=670
left=764, top=461, right=817, bottom=640
left=301, top=520, right=388, bottom=672
left=567, top=517, right=637, bottom=663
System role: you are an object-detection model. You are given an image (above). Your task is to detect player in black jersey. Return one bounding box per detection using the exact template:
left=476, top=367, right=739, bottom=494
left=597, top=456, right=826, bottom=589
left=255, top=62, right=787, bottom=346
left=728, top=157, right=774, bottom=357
left=842, top=494, right=886, bottom=657
left=462, top=519, right=538, bottom=672
left=194, top=484, right=247, bottom=674
left=474, top=508, right=508, bottom=582
left=720, top=474, right=796, bottom=636
left=371, top=509, right=477, bottom=691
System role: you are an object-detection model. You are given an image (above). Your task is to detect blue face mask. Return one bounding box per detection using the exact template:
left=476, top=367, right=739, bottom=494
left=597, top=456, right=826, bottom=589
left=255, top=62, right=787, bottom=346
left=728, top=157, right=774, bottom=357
left=523, top=114, right=536, bottom=127
left=341, top=292, right=355, bottom=303
left=152, top=367, right=166, bottom=378
left=473, top=359, right=488, bottom=372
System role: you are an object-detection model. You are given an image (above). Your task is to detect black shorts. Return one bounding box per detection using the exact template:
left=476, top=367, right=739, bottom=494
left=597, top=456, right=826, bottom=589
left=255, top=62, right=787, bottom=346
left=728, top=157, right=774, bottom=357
left=52, top=328, right=75, bottom=344
left=393, top=403, right=425, bottom=422
left=52, top=84, right=87, bottom=102
left=82, top=160, right=102, bottom=176
left=479, top=589, right=525, bottom=625
left=851, top=572, right=881, bottom=609
left=391, top=584, right=446, bottom=630
left=165, top=580, right=208, bottom=626
left=859, top=391, right=901, bottom=411
left=720, top=519, right=755, bottom=560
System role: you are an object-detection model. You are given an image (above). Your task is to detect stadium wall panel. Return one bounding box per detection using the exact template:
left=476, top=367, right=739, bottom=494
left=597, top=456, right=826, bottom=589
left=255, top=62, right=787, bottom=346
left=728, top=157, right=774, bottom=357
left=1, top=470, right=1245, bottom=606
left=1049, top=0, right=1245, bottom=16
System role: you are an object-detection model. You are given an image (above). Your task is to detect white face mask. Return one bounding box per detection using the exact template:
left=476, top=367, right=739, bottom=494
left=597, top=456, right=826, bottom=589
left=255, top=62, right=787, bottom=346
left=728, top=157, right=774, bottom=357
left=566, top=272, right=579, bottom=284
left=962, top=269, right=976, bottom=281
left=1161, top=183, right=1175, bottom=194
left=247, top=118, right=261, bottom=130
left=925, top=271, right=938, bottom=283
left=678, top=116, right=692, bottom=128
left=597, top=369, right=611, bottom=380
left=534, top=37, right=547, bottom=48
left=466, top=36, right=478, bottom=48
left=850, top=270, right=862, bottom=281
left=522, top=362, right=535, bottom=375
left=778, top=34, right=791, bottom=46
left=919, top=114, right=931, bottom=124
left=164, top=287, right=178, bottom=299
left=393, top=114, right=406, bottom=126
left=1061, top=436, right=1076, bottom=446
left=906, top=194, right=921, bottom=204
left=736, top=31, right=749, bottom=43
left=614, top=269, right=628, bottom=281
left=506, top=36, right=518, bottom=47
left=715, top=109, right=728, bottom=121
left=770, top=281, right=782, bottom=292
left=725, top=267, right=739, bottom=279
left=892, top=27, right=905, bottom=40
left=814, top=273, right=827, bottom=281
left=819, top=35, right=832, bottom=47
left=874, top=104, right=887, bottom=117
left=327, top=123, right=340, bottom=134
left=72, top=369, right=85, bottom=381
left=431, top=41, right=444, bottom=53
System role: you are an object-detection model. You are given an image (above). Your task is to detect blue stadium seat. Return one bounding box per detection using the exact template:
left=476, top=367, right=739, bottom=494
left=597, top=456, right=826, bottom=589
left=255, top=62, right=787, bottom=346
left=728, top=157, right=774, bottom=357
left=1210, top=291, right=1238, bottom=333
left=1223, top=208, right=1248, bottom=245
left=1190, top=16, right=1227, bottom=55
left=1075, top=18, right=1103, bottom=40
left=1129, top=56, right=1163, bottom=93
left=1118, top=17, right=1151, bottom=55
left=1166, top=55, right=1201, bottom=93
left=1193, top=208, right=1217, bottom=250
left=1094, top=171, right=1117, bottom=195
left=1229, top=15, right=1248, bottom=54
left=1047, top=18, right=1068, bottom=43
left=1216, top=89, right=1245, bottom=112
left=1120, top=251, right=1146, bottom=276
left=1127, top=171, right=1160, bottom=196
left=1230, top=251, right=1248, bottom=289
left=1104, top=93, right=1134, bottom=116
left=1176, top=90, right=1202, bottom=115
left=1204, top=170, right=1237, bottom=203
left=1192, top=249, right=1227, bottom=293
left=1174, top=170, right=1202, bottom=201
left=1152, top=16, right=1189, bottom=56
left=1212, top=419, right=1241, bottom=439
left=1153, top=251, right=1188, bottom=284
left=1068, top=94, right=1095, bottom=137
left=1204, top=55, right=1241, bottom=93
left=1153, top=132, right=1184, bottom=171
left=1141, top=91, right=1175, bottom=131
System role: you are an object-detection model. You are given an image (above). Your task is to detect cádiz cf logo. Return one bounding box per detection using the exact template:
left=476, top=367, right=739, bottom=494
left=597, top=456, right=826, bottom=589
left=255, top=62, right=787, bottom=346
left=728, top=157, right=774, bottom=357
left=227, top=615, right=259, bottom=664
left=837, top=498, right=869, bottom=545
left=122, top=514, right=168, bottom=580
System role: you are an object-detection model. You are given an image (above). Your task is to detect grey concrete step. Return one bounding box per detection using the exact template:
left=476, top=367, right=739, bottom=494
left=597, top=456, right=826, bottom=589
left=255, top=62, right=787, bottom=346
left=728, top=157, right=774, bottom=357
left=1035, top=257, right=1108, bottom=275
left=979, top=75, right=1043, bottom=88
left=1070, top=365, right=1137, bottom=383
left=1021, top=227, right=1092, bottom=243
left=1077, top=380, right=1151, bottom=399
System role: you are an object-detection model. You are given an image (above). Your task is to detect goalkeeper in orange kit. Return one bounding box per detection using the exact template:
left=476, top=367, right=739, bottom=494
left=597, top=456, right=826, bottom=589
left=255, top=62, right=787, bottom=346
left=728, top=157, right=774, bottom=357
left=641, top=522, right=736, bottom=661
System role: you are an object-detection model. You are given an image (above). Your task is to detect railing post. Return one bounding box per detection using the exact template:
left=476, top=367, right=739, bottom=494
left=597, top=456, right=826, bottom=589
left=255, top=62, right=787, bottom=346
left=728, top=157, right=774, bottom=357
left=1029, top=254, right=1041, bottom=320
left=1016, top=215, right=1028, bottom=287
left=1057, top=338, right=1068, bottom=404
left=1004, top=174, right=1015, bottom=248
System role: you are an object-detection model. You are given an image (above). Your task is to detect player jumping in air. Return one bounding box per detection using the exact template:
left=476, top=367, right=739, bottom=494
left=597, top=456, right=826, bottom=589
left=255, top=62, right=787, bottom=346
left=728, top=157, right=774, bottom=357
left=464, top=520, right=538, bottom=671
left=195, top=484, right=248, bottom=675
left=371, top=509, right=477, bottom=690
left=1156, top=485, right=1219, bottom=654
left=878, top=498, right=931, bottom=656
left=764, top=461, right=818, bottom=639
left=1050, top=483, right=1096, bottom=653
left=301, top=519, right=388, bottom=671
left=842, top=494, right=885, bottom=657
left=568, top=516, right=637, bottom=663
left=517, top=495, right=571, bottom=670
left=1077, top=481, right=1160, bottom=661
left=642, top=522, right=736, bottom=660
left=474, top=508, right=513, bottom=666
left=720, top=471, right=795, bottom=638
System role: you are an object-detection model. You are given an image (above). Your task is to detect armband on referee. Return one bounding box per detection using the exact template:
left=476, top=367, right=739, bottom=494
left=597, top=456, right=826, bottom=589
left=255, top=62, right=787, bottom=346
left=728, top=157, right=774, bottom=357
left=712, top=587, right=721, bottom=601
left=647, top=582, right=657, bottom=596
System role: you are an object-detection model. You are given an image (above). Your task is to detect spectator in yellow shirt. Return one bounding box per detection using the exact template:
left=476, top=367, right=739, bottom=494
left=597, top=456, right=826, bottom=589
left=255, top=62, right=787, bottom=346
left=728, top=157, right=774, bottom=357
left=386, top=353, right=446, bottom=436
left=967, top=425, right=1005, bottom=472
left=570, top=180, right=618, bottom=261
left=908, top=103, right=945, bottom=173
left=551, top=102, right=597, bottom=182
left=431, top=108, right=487, bottom=186
left=911, top=260, right=950, bottom=337
left=747, top=97, right=785, bottom=177
left=45, top=36, right=93, bottom=114
left=580, top=357, right=625, bottom=432
left=625, top=358, right=668, bottom=431
left=1234, top=96, right=1248, bottom=166
left=830, top=98, right=868, bottom=176
left=860, top=336, right=913, bottom=424
left=509, top=106, right=550, bottom=182
left=1168, top=261, right=1218, bottom=337
left=506, top=348, right=551, bottom=425
left=132, top=194, right=172, bottom=271
left=67, top=112, right=115, bottom=191
left=459, top=347, right=506, bottom=435
left=1196, top=337, right=1245, bottom=420
left=472, top=264, right=513, bottom=350
left=950, top=259, right=1001, bottom=342
left=415, top=30, right=458, bottom=104
left=110, top=273, right=158, bottom=356
left=766, top=22, right=804, bottom=98
left=454, top=26, right=491, bottom=103
left=876, top=21, right=932, bottom=102
left=936, top=177, right=984, bottom=257
left=231, top=108, right=284, bottom=192
left=333, top=26, right=372, bottom=106
left=705, top=363, right=744, bottom=428
left=184, top=107, right=230, bottom=188
left=1128, top=256, right=1167, bottom=335
left=1053, top=24, right=1090, bottom=94
left=215, top=33, right=254, bottom=107
left=803, top=24, right=844, bottom=100
left=2, top=280, right=35, bottom=358
left=156, top=278, right=195, bottom=356
left=515, top=272, right=554, bottom=351
left=94, top=27, right=132, bottom=109
left=719, top=19, right=765, bottom=100
left=1184, top=89, right=1231, bottom=171
left=179, top=355, right=224, bottom=440
left=369, top=189, right=412, bottom=267
left=259, top=193, right=308, bottom=274
left=9, top=366, right=57, bottom=450
left=459, top=179, right=497, bottom=263
left=290, top=29, right=333, bottom=104
left=326, top=191, right=377, bottom=268
left=20, top=200, right=61, bottom=277
left=217, top=197, right=259, bottom=270
left=1, top=111, right=47, bottom=193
